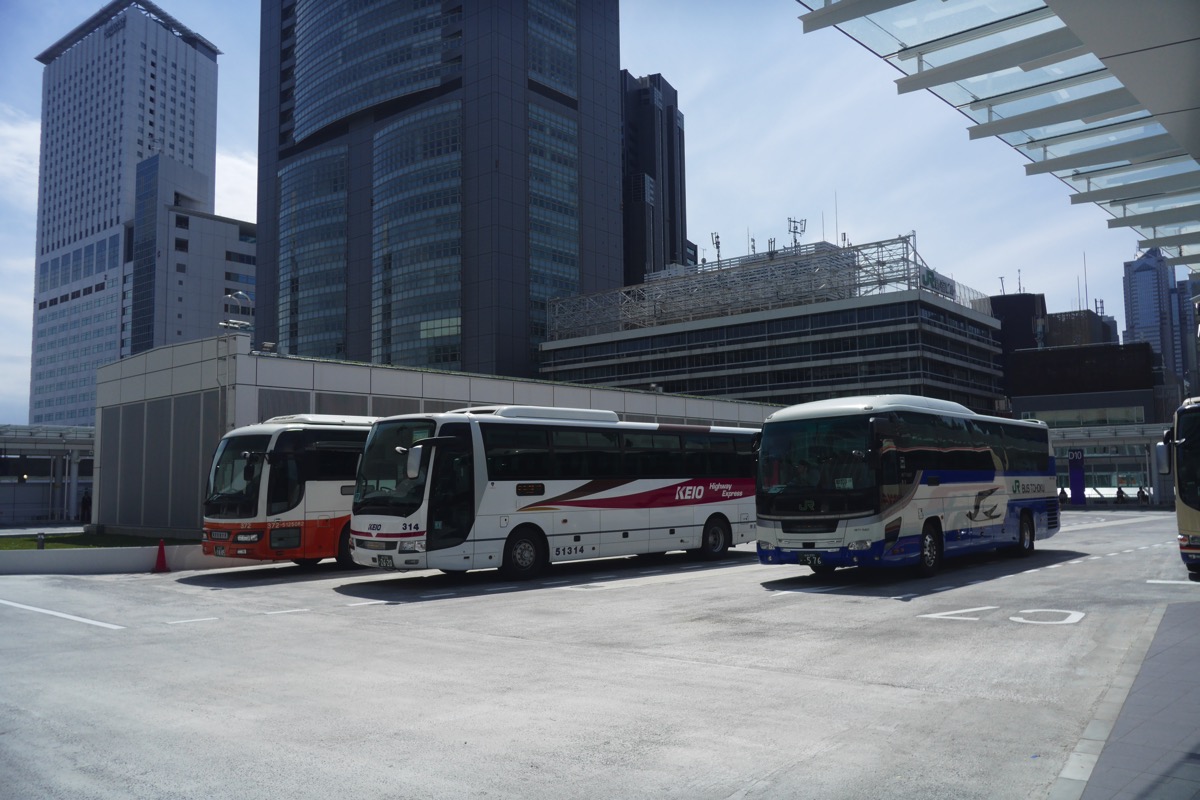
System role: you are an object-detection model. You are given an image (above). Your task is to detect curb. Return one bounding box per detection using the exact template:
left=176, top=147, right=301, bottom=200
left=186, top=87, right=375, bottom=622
left=0, top=544, right=274, bottom=575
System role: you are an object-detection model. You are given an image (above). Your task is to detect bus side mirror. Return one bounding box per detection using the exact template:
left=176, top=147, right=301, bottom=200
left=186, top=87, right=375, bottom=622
left=1155, top=440, right=1172, bottom=476
left=243, top=462, right=255, bottom=483
left=406, top=444, right=425, bottom=480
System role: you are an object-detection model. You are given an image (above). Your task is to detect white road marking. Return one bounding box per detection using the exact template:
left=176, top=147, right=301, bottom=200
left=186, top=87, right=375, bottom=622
left=0, top=598, right=124, bottom=629
left=166, top=617, right=219, bottom=624
left=265, top=608, right=309, bottom=615
left=1147, top=580, right=1199, bottom=586
left=346, top=600, right=387, bottom=606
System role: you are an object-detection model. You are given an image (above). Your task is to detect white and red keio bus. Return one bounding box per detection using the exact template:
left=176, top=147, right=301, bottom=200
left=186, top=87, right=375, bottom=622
left=202, top=414, right=375, bottom=566
left=349, top=406, right=759, bottom=578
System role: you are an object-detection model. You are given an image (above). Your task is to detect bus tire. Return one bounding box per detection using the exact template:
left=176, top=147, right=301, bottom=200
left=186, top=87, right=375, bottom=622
left=1187, top=563, right=1200, bottom=575
left=916, top=521, right=942, bottom=578
left=500, top=526, right=547, bottom=580
left=811, top=563, right=837, bottom=577
left=335, top=525, right=359, bottom=568
left=292, top=558, right=322, bottom=568
left=695, top=516, right=731, bottom=560
left=1012, top=512, right=1035, bottom=558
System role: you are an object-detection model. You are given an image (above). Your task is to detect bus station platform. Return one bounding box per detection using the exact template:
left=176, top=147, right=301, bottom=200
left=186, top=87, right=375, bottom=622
left=1076, top=600, right=1200, bottom=799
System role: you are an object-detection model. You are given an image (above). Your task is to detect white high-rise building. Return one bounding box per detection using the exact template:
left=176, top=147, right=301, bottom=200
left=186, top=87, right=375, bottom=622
left=31, top=1, right=222, bottom=425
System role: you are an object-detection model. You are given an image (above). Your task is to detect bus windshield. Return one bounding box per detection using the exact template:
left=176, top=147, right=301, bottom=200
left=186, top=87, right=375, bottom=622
left=1176, top=409, right=1200, bottom=510
left=353, top=419, right=436, bottom=517
left=205, top=434, right=271, bottom=519
left=758, top=415, right=877, bottom=516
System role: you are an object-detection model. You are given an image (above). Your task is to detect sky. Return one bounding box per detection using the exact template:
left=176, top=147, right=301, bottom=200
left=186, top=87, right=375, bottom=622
left=0, top=0, right=1146, bottom=426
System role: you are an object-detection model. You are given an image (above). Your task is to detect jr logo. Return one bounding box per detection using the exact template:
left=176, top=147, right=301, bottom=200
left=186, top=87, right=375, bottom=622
left=676, top=485, right=705, bottom=501
left=966, top=486, right=1001, bottom=521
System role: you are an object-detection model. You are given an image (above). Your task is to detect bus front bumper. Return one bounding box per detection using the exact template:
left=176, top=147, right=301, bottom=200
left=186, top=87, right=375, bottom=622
left=756, top=538, right=920, bottom=569
left=350, top=536, right=425, bottom=571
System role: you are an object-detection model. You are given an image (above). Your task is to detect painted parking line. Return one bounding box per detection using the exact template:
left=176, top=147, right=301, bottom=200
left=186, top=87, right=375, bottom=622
left=0, top=598, right=124, bottom=630
left=1147, top=580, right=1199, bottom=586
left=166, top=617, right=220, bottom=624
left=346, top=600, right=387, bottom=606
left=265, top=608, right=309, bottom=615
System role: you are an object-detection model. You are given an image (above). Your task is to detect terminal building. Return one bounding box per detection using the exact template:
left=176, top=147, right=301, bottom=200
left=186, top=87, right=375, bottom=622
left=542, top=235, right=1003, bottom=413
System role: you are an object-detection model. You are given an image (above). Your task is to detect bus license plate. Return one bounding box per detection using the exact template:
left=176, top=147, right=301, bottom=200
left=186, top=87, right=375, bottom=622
left=215, top=545, right=226, bottom=557
left=798, top=553, right=822, bottom=566
left=377, top=555, right=394, bottom=569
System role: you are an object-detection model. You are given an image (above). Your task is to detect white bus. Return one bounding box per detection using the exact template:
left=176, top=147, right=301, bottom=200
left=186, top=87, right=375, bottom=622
left=349, top=406, right=759, bottom=578
left=202, top=414, right=376, bottom=567
left=756, top=395, right=1059, bottom=576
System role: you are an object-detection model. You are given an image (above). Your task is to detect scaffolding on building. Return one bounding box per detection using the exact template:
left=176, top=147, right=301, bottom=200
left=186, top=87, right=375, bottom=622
left=549, top=234, right=991, bottom=340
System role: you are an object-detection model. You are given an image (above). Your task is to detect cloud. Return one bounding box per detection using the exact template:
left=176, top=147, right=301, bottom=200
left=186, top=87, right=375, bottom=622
left=0, top=104, right=38, bottom=423
left=0, top=103, right=40, bottom=214
left=215, top=149, right=257, bottom=223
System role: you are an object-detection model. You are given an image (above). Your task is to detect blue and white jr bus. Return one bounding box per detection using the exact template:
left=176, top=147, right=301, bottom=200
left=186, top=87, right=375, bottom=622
left=756, top=395, right=1059, bottom=576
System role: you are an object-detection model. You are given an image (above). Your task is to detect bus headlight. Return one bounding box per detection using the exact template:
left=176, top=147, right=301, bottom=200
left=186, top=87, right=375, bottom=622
left=398, top=540, right=426, bottom=553
left=1181, top=534, right=1200, bottom=547
left=848, top=540, right=871, bottom=551
left=234, top=532, right=262, bottom=543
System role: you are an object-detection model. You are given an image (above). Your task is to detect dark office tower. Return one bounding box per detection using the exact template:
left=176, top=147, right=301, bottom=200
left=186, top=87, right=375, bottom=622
left=620, top=70, right=688, bottom=284
left=257, top=1, right=623, bottom=377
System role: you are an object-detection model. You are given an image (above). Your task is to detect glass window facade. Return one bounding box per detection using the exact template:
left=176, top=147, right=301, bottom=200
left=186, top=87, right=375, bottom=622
left=372, top=101, right=463, bottom=368
left=527, top=103, right=579, bottom=365
left=292, top=1, right=462, bottom=141
left=278, top=147, right=349, bottom=357
left=528, top=0, right=577, bottom=98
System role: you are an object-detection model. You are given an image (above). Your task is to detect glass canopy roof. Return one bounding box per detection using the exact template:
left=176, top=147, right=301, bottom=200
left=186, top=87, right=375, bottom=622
left=796, top=0, right=1200, bottom=269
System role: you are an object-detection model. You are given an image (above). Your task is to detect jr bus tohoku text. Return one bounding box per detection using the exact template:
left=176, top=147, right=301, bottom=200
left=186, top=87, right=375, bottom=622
left=349, top=406, right=759, bottom=578
left=756, top=395, right=1060, bottom=576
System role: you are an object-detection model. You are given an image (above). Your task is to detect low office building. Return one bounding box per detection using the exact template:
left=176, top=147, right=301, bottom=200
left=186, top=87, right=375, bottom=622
left=92, top=335, right=772, bottom=538
left=543, top=236, right=1003, bottom=413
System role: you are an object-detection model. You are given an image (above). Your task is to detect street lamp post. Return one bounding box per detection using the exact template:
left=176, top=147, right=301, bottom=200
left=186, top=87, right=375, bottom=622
left=218, top=291, right=254, bottom=431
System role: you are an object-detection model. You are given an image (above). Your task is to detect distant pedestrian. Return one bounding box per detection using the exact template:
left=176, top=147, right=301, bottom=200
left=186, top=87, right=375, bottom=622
left=1116, top=486, right=1127, bottom=504
left=1058, top=487, right=1068, bottom=503
left=80, top=491, right=92, bottom=522
left=1137, top=486, right=1148, bottom=505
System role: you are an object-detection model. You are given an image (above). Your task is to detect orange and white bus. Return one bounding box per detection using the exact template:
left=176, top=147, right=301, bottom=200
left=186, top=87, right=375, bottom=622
left=202, top=414, right=375, bottom=567
left=349, top=406, right=759, bottom=578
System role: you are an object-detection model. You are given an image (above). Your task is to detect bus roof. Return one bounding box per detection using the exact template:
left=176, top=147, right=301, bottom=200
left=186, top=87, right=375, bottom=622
left=262, top=414, right=378, bottom=427
left=765, top=395, right=1044, bottom=429
left=219, top=415, right=378, bottom=439
left=446, top=406, right=622, bottom=423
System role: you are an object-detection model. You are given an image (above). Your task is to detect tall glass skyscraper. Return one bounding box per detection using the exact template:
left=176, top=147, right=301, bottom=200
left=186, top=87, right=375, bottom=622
left=1123, top=247, right=1179, bottom=383
left=257, top=0, right=624, bottom=378
left=32, top=1, right=220, bottom=424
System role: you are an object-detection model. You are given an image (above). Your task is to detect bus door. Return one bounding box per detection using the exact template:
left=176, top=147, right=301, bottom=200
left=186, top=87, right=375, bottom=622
left=426, top=423, right=475, bottom=565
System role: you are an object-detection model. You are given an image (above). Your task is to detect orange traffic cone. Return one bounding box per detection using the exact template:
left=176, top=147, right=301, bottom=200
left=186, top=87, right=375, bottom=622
left=153, top=539, right=170, bottom=573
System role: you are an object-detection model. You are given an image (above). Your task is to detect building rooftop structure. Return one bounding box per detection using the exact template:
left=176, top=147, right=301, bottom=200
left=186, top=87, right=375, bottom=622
left=36, top=0, right=220, bottom=64
left=796, top=0, right=1200, bottom=270
left=549, top=233, right=990, bottom=340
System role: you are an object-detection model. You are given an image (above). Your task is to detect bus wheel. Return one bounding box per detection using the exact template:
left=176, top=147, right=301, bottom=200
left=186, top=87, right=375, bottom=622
left=811, top=563, right=837, bottom=577
left=1187, top=563, right=1200, bottom=575
left=1012, top=513, right=1035, bottom=558
left=916, top=523, right=942, bottom=578
left=695, top=517, right=731, bottom=560
left=336, top=525, right=359, bottom=569
left=501, top=527, right=546, bottom=580
left=292, top=558, right=322, bottom=568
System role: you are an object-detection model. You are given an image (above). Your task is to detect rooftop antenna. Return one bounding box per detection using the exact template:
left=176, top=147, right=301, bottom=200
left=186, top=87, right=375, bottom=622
left=999, top=276, right=1005, bottom=294
left=1083, top=252, right=1089, bottom=311
left=711, top=232, right=721, bottom=267
left=788, top=217, right=806, bottom=248
left=1017, top=269, right=1022, bottom=293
